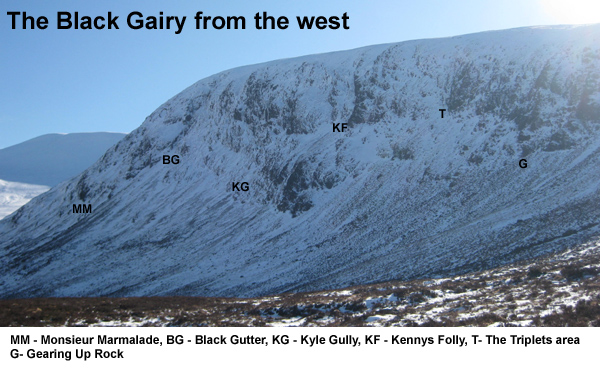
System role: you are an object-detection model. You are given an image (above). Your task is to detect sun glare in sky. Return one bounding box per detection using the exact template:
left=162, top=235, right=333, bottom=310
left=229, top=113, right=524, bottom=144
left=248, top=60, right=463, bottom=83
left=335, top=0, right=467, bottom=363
left=540, top=0, right=600, bottom=24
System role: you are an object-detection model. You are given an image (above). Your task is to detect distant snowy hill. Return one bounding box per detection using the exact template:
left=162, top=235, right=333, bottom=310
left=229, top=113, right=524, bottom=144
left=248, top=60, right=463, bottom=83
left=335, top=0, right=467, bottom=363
left=0, top=132, right=126, bottom=219
left=0, top=132, right=126, bottom=187
left=0, top=179, right=49, bottom=220
left=1, top=25, right=600, bottom=299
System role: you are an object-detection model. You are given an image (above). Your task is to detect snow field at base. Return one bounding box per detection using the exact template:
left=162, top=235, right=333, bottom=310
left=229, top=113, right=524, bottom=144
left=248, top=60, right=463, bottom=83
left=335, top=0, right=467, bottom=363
left=42, top=238, right=597, bottom=327
left=265, top=240, right=600, bottom=327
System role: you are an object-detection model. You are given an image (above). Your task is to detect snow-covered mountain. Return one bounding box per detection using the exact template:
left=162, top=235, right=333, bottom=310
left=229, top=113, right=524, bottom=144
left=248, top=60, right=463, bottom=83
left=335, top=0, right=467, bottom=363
left=1, top=25, right=600, bottom=299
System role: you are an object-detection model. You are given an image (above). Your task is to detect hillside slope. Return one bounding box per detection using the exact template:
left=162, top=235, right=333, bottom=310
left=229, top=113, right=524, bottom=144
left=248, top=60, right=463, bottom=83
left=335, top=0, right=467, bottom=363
left=1, top=25, right=600, bottom=299
left=2, top=238, right=599, bottom=327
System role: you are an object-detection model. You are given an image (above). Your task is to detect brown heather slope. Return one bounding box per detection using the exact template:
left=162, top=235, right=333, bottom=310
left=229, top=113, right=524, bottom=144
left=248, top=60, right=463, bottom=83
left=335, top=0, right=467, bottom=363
left=1, top=240, right=599, bottom=327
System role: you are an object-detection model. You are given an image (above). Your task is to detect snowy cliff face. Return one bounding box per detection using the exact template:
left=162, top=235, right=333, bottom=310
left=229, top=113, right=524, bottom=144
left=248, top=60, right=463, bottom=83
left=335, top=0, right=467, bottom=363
left=1, top=25, right=600, bottom=298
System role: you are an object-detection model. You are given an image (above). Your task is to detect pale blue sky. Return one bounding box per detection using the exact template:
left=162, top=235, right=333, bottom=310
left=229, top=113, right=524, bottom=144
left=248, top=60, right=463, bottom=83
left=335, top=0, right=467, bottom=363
left=1, top=0, right=597, bottom=148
